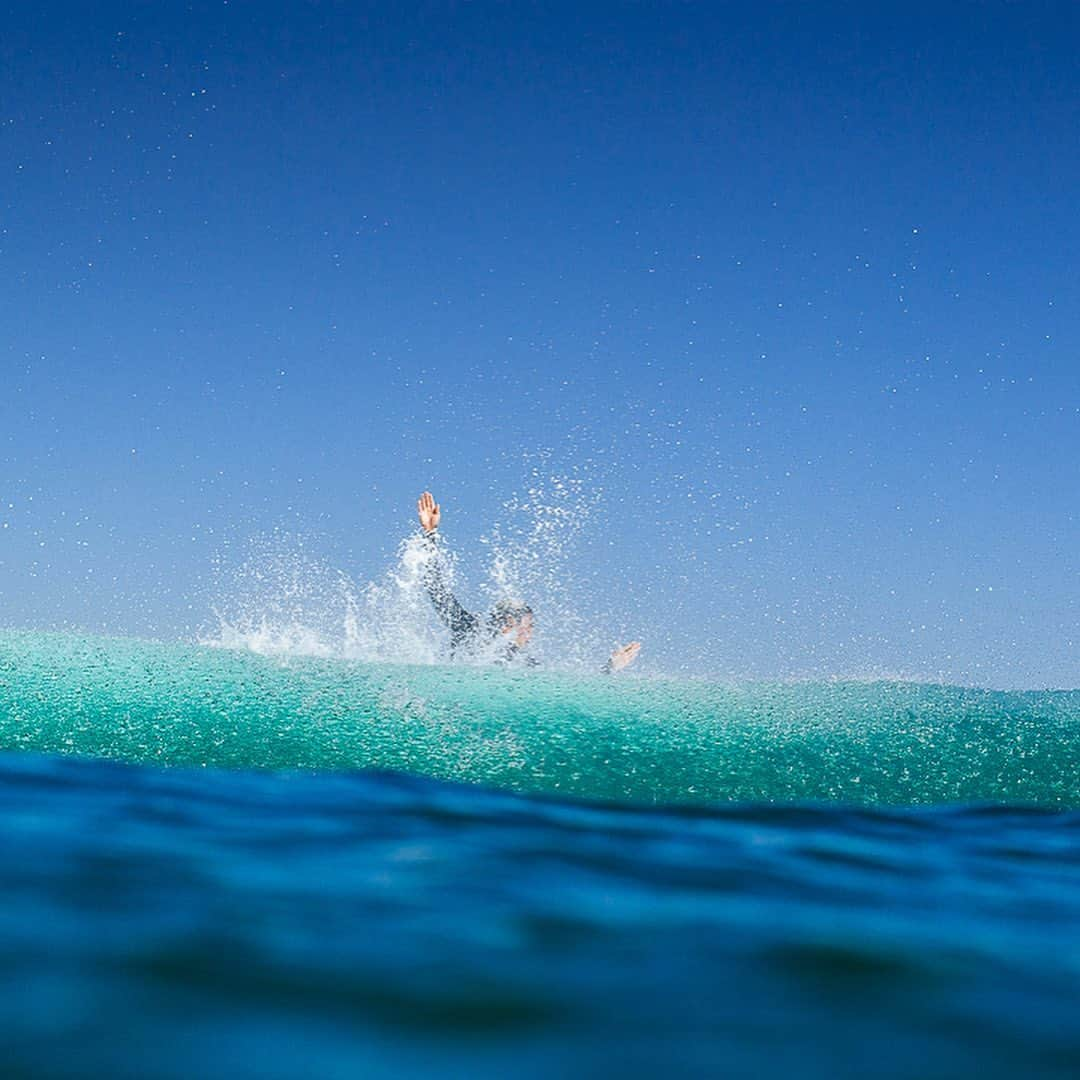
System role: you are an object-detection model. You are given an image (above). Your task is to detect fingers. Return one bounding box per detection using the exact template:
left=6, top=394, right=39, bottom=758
left=417, top=492, right=441, bottom=532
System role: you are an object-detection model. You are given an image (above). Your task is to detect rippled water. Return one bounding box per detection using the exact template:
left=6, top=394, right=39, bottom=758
left=2, top=631, right=1078, bottom=806
left=1, top=631, right=1079, bottom=1077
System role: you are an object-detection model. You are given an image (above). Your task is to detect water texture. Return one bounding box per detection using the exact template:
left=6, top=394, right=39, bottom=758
left=1, top=754, right=1078, bottom=1079
left=0, top=630, right=1077, bottom=807
left=2, top=630, right=1079, bottom=1078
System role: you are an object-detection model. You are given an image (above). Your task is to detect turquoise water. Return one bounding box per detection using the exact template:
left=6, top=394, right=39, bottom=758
left=2, top=630, right=1079, bottom=1077
left=1, top=630, right=1077, bottom=806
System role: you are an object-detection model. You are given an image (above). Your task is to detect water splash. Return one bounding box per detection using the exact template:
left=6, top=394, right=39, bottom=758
left=203, top=476, right=616, bottom=671
left=203, top=532, right=444, bottom=664
left=479, top=473, right=606, bottom=669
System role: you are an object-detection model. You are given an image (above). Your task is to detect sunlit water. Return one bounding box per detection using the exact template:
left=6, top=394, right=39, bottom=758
left=1, top=629, right=1079, bottom=1077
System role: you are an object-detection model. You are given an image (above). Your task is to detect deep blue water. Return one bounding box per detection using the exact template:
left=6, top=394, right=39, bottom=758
left=3, top=752, right=1079, bottom=1079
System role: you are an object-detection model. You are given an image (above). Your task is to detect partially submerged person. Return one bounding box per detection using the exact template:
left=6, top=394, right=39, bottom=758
left=416, top=491, right=641, bottom=673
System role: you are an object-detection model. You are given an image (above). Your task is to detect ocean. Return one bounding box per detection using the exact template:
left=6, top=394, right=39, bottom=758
left=1, top=629, right=1078, bottom=1077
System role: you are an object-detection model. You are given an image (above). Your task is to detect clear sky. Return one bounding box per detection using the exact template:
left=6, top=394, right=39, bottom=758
left=2, top=1, right=1079, bottom=686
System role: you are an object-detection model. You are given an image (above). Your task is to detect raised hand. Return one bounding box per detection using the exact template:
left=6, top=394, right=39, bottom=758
left=417, top=491, right=441, bottom=533
left=608, top=641, right=642, bottom=672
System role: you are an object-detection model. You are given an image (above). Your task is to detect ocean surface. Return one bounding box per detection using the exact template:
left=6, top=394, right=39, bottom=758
left=1, top=630, right=1079, bottom=1077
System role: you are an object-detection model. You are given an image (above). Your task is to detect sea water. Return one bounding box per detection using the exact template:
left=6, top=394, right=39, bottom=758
left=1, top=629, right=1079, bottom=1078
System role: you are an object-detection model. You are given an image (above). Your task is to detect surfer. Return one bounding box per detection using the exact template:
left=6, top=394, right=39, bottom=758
left=416, top=491, right=641, bottom=673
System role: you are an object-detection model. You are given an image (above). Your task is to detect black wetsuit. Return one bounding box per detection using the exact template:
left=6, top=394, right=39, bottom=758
left=420, top=530, right=619, bottom=672
left=420, top=531, right=536, bottom=665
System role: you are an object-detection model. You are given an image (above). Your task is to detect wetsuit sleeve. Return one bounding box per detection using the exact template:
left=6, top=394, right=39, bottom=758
left=420, top=532, right=480, bottom=642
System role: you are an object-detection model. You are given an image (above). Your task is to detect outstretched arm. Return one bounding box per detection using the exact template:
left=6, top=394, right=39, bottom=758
left=417, top=492, right=480, bottom=641
left=603, top=641, right=642, bottom=674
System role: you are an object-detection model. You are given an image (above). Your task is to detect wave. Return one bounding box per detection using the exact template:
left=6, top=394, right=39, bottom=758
left=1, top=629, right=1077, bottom=807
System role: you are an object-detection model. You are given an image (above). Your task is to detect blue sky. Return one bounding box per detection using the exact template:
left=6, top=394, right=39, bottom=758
left=2, top=2, right=1079, bottom=685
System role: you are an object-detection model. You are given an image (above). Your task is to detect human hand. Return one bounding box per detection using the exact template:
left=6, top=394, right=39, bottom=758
left=417, top=491, right=441, bottom=533
left=608, top=641, right=641, bottom=672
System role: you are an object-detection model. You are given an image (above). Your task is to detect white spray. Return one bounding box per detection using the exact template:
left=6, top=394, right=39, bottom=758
left=202, top=476, right=612, bottom=669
